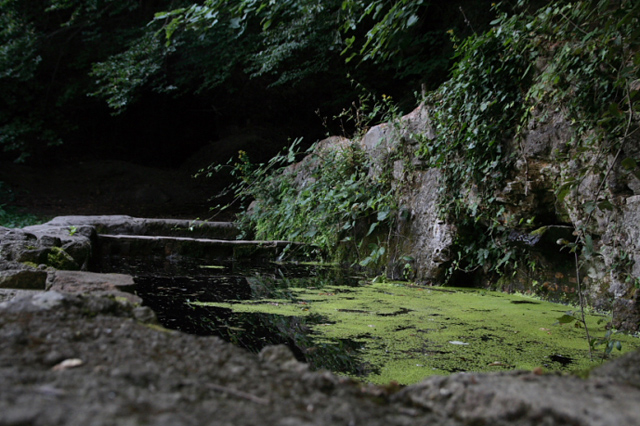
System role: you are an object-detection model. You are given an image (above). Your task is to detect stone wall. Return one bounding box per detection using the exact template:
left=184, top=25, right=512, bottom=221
left=297, top=103, right=640, bottom=331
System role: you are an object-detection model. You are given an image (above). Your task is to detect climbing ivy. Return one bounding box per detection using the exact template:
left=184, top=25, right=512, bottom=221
left=418, top=0, right=640, bottom=281
left=417, top=2, right=534, bottom=279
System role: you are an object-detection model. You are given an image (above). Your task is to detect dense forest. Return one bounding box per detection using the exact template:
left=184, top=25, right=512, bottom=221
left=0, top=0, right=504, bottom=167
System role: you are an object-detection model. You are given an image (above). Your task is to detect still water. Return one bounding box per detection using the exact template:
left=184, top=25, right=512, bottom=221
left=114, top=258, right=639, bottom=385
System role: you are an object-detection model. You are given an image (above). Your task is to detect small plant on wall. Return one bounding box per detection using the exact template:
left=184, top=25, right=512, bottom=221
left=203, top=137, right=398, bottom=267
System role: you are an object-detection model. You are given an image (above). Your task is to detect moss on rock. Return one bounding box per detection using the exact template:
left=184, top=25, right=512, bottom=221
left=46, top=246, right=79, bottom=270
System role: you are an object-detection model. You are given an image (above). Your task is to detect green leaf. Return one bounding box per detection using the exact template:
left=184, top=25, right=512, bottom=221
left=359, top=256, right=372, bottom=267
left=557, top=314, right=576, bottom=324
left=597, top=200, right=614, bottom=211
left=377, top=209, right=390, bottom=221
left=557, top=181, right=574, bottom=204
left=407, top=14, right=419, bottom=27
left=608, top=102, right=623, bottom=118
left=621, top=157, right=640, bottom=180
left=229, top=17, right=242, bottom=29
left=583, top=234, right=596, bottom=259
left=583, top=200, right=597, bottom=215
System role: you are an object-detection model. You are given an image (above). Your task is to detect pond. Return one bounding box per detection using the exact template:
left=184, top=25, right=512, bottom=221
left=117, top=258, right=640, bottom=385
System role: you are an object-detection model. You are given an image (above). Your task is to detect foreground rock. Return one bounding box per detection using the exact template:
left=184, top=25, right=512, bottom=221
left=1, top=291, right=639, bottom=426
left=46, top=270, right=141, bottom=304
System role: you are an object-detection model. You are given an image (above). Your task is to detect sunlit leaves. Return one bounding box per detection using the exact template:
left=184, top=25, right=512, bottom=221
left=415, top=3, right=531, bottom=278
left=0, top=1, right=40, bottom=81
left=340, top=0, right=426, bottom=64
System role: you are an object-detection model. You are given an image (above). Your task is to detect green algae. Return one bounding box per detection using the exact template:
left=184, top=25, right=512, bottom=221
left=191, top=281, right=639, bottom=385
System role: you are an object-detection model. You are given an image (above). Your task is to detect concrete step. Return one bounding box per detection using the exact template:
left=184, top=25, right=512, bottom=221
left=96, top=234, right=301, bottom=263
left=44, top=215, right=239, bottom=239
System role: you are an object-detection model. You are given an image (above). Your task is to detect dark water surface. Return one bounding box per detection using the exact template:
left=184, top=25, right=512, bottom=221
left=103, top=256, right=376, bottom=376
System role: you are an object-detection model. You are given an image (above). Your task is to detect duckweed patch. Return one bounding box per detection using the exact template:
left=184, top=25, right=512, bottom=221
left=192, top=281, right=640, bottom=385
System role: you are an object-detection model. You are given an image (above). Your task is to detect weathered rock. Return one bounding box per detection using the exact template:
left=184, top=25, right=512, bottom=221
left=46, top=270, right=141, bottom=304
left=95, top=234, right=298, bottom=266
left=491, top=108, right=640, bottom=329
left=318, top=103, right=640, bottom=329
left=392, top=169, right=455, bottom=282
left=1, top=291, right=639, bottom=426
left=287, top=105, right=456, bottom=282
left=0, top=292, right=447, bottom=426
left=590, top=347, right=640, bottom=389
left=393, top=364, right=640, bottom=426
left=1, top=216, right=245, bottom=278
left=1, top=222, right=94, bottom=270
left=284, top=136, right=352, bottom=188
left=259, top=344, right=308, bottom=372
left=0, top=269, right=47, bottom=290
left=2, top=290, right=68, bottom=311
left=0, top=288, right=39, bottom=304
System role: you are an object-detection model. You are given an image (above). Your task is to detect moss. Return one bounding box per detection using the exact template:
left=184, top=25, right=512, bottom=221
left=20, top=261, right=40, bottom=269
left=193, top=281, right=640, bottom=385
left=143, top=323, right=174, bottom=333
left=114, top=296, right=135, bottom=305
left=46, top=246, right=79, bottom=270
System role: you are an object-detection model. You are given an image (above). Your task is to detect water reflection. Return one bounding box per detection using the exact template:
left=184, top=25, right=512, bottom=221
left=122, top=260, right=376, bottom=377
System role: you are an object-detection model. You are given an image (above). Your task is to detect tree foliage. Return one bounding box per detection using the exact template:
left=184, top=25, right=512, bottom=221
left=0, top=0, right=494, bottom=162
left=91, top=0, right=441, bottom=110
left=0, top=0, right=169, bottom=161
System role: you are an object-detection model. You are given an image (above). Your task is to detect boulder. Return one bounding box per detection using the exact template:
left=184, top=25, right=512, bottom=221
left=342, top=103, right=640, bottom=329
left=43, top=215, right=239, bottom=239
left=1, top=223, right=94, bottom=270
left=393, top=355, right=640, bottom=426
left=392, top=169, right=455, bottom=282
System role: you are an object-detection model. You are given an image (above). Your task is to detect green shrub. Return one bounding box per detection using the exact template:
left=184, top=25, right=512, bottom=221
left=418, top=0, right=640, bottom=281
left=0, top=181, right=43, bottom=228
left=206, top=138, right=397, bottom=266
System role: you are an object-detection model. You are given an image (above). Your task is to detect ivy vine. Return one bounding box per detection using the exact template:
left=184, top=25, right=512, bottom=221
left=418, top=0, right=639, bottom=283
left=417, top=2, right=534, bottom=279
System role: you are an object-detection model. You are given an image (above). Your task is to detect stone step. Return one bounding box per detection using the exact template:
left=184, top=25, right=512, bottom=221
left=96, top=234, right=301, bottom=263
left=44, top=215, right=239, bottom=240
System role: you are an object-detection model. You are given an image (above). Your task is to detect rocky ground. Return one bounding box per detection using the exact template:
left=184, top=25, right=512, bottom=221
left=1, top=290, right=640, bottom=426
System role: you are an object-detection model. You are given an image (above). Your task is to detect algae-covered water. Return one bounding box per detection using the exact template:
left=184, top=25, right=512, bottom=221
left=130, top=263, right=639, bottom=385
